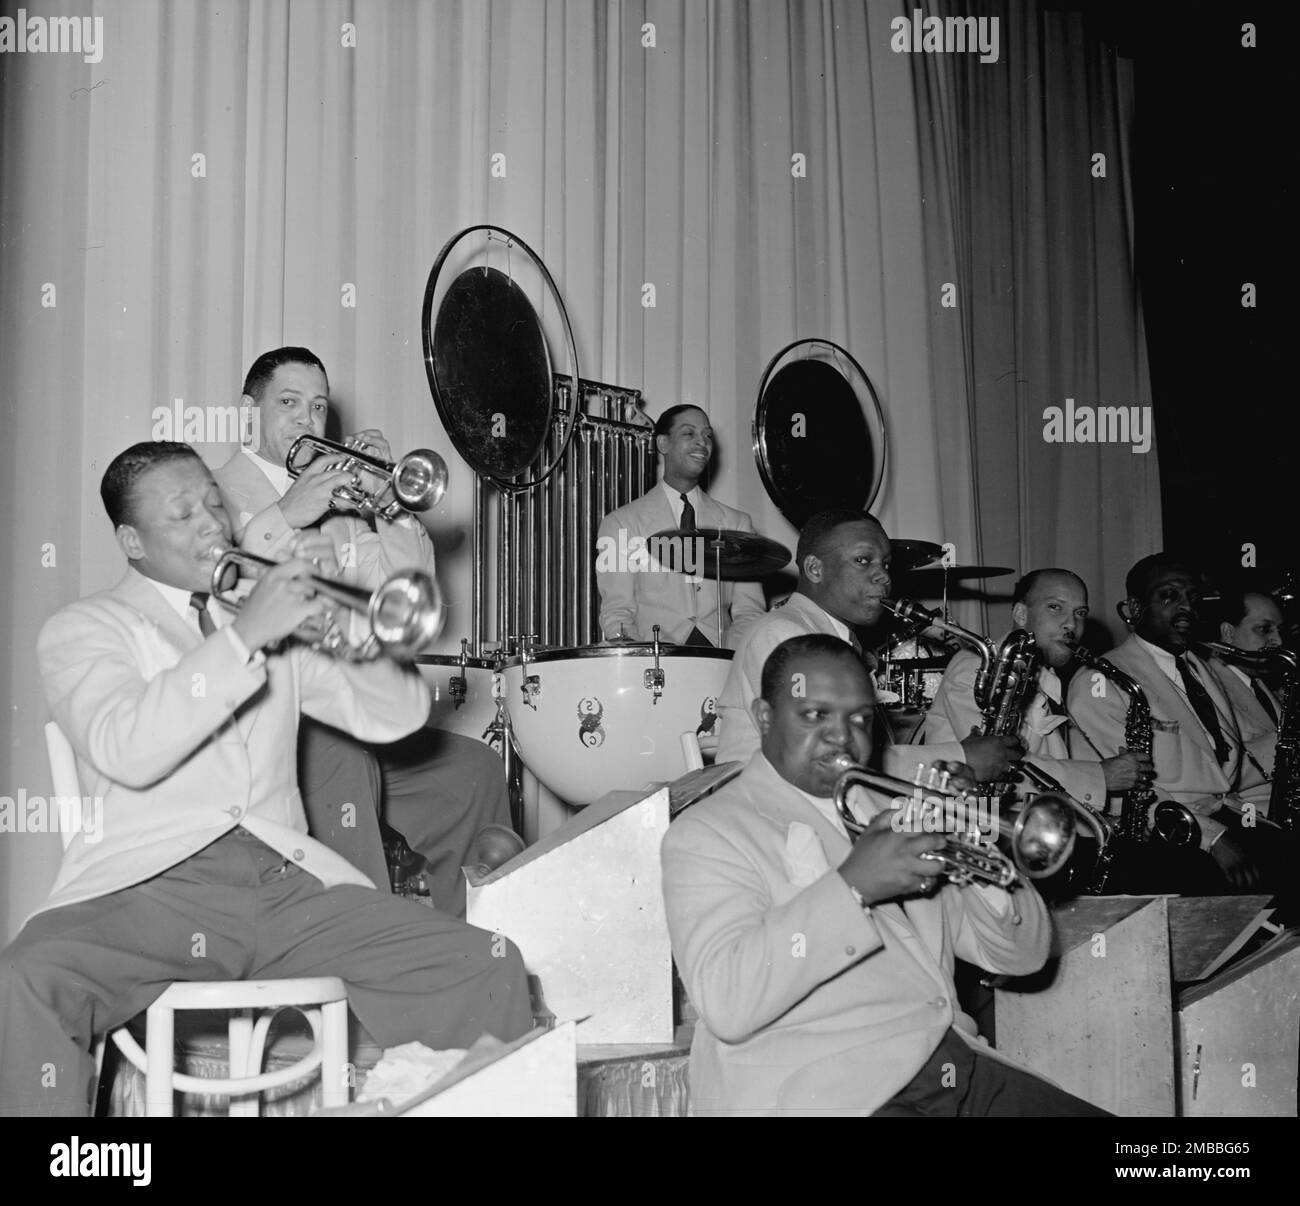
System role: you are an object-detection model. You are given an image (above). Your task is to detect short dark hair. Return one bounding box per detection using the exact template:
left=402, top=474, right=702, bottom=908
left=241, top=346, right=328, bottom=402
left=760, top=634, right=865, bottom=704
left=653, top=403, right=708, bottom=441
left=1012, top=568, right=1086, bottom=607
left=795, top=508, right=883, bottom=571
left=100, top=442, right=203, bottom=528
left=1216, top=587, right=1278, bottom=627
left=1125, top=553, right=1198, bottom=602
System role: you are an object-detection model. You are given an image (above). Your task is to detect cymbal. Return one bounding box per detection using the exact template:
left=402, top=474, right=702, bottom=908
left=895, top=563, right=1015, bottom=582
left=890, top=540, right=945, bottom=572
left=650, top=527, right=792, bottom=580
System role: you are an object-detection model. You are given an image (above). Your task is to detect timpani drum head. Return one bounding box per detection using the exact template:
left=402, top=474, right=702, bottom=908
left=752, top=339, right=888, bottom=527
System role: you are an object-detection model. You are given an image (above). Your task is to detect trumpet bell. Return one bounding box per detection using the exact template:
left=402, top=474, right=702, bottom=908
left=392, top=448, right=448, bottom=512
left=1009, top=793, right=1078, bottom=879
left=369, top=571, right=444, bottom=660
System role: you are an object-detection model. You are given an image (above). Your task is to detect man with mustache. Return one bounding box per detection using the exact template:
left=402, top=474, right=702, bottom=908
left=714, top=508, right=1020, bottom=784
left=662, top=634, right=1104, bottom=1115
left=1067, top=554, right=1278, bottom=891
left=214, top=347, right=513, bottom=916
left=1206, top=586, right=1287, bottom=733
left=923, top=569, right=1149, bottom=810
left=0, top=442, right=531, bottom=1116
left=596, top=404, right=766, bottom=648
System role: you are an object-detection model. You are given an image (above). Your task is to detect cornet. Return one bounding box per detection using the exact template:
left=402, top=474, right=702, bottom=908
left=286, top=434, right=449, bottom=520
left=210, top=550, right=443, bottom=662
left=831, top=758, right=1077, bottom=890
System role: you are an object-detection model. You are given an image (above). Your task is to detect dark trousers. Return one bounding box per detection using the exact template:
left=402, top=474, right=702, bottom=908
left=377, top=728, right=513, bottom=918
left=872, top=1028, right=1110, bottom=1117
left=0, top=830, right=533, bottom=1117
left=298, top=718, right=389, bottom=890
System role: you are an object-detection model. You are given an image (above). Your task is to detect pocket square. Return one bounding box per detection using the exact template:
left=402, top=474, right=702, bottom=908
left=782, top=822, right=832, bottom=888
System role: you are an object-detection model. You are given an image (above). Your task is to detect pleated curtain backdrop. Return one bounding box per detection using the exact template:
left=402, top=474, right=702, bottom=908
left=0, top=0, right=1153, bottom=938
left=911, top=0, right=1162, bottom=645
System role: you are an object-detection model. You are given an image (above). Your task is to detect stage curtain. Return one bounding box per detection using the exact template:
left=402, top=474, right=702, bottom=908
left=0, top=0, right=1145, bottom=937
left=910, top=0, right=1162, bottom=645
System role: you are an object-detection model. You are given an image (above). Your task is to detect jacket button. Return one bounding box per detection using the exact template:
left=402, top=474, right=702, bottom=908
left=930, top=997, right=948, bottom=1011
left=844, top=945, right=856, bottom=957
left=228, top=806, right=243, bottom=818
left=293, top=849, right=305, bottom=861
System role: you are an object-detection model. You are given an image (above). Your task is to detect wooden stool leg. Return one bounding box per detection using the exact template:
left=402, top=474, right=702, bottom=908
left=144, top=1004, right=175, bottom=1118
left=227, top=1008, right=259, bottom=1117
left=320, top=1000, right=350, bottom=1109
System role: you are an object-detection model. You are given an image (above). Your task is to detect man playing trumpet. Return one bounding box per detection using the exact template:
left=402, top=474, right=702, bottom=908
left=662, top=634, right=1105, bottom=1115
left=0, top=442, right=531, bottom=1116
left=214, top=348, right=513, bottom=916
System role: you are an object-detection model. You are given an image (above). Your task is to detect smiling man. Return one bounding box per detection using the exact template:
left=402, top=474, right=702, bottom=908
left=596, top=404, right=766, bottom=648
left=662, top=634, right=1103, bottom=1116
left=0, top=442, right=530, bottom=1116
left=214, top=348, right=514, bottom=917
left=1067, top=554, right=1278, bottom=892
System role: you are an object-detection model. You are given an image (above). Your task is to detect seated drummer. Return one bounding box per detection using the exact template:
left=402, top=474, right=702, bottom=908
left=596, top=404, right=766, bottom=649
left=661, top=634, right=1107, bottom=1115
left=715, top=508, right=1021, bottom=784
left=0, top=442, right=531, bottom=1116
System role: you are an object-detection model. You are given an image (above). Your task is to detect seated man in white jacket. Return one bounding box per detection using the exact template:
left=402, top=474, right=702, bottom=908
left=662, top=633, right=1106, bottom=1115
left=0, top=442, right=531, bottom=1116
left=924, top=568, right=1150, bottom=811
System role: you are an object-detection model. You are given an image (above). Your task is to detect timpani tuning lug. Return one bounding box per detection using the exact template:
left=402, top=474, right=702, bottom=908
left=643, top=624, right=666, bottom=704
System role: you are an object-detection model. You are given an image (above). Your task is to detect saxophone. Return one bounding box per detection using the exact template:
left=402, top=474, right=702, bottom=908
left=1199, top=643, right=1299, bottom=831
left=1072, top=647, right=1199, bottom=893
left=884, top=601, right=1111, bottom=860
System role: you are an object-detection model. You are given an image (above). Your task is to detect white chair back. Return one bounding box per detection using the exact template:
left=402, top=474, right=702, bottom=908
left=43, top=720, right=84, bottom=851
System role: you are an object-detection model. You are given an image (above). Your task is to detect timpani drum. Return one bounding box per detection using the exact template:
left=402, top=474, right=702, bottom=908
left=500, top=644, right=733, bottom=806
left=414, top=645, right=501, bottom=742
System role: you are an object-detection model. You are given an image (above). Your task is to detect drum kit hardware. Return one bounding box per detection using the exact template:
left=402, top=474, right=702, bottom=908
left=648, top=526, right=792, bottom=642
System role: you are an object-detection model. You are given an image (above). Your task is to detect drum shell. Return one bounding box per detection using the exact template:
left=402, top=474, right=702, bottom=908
left=415, top=654, right=500, bottom=742
left=500, top=645, right=732, bottom=806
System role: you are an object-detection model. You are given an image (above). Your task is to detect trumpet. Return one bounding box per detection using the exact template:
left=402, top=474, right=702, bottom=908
left=210, top=550, right=443, bottom=662
left=286, top=434, right=448, bottom=520
left=831, top=759, right=1077, bottom=889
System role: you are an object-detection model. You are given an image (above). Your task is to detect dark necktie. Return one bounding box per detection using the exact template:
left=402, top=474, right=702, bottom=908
left=679, top=492, right=696, bottom=532
left=1252, top=678, right=1279, bottom=726
left=1175, top=654, right=1230, bottom=765
left=190, top=591, right=217, bottom=638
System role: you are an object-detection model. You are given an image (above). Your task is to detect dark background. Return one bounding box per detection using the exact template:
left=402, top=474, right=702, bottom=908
left=1119, top=2, right=1293, bottom=593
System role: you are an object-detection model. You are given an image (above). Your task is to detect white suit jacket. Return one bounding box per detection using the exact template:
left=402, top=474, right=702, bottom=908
left=1066, top=636, right=1276, bottom=848
left=34, top=567, right=431, bottom=921
left=714, top=591, right=963, bottom=776
left=596, top=485, right=766, bottom=649
left=923, top=649, right=1106, bottom=808
left=661, top=753, right=1051, bottom=1115
left=214, top=449, right=436, bottom=589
